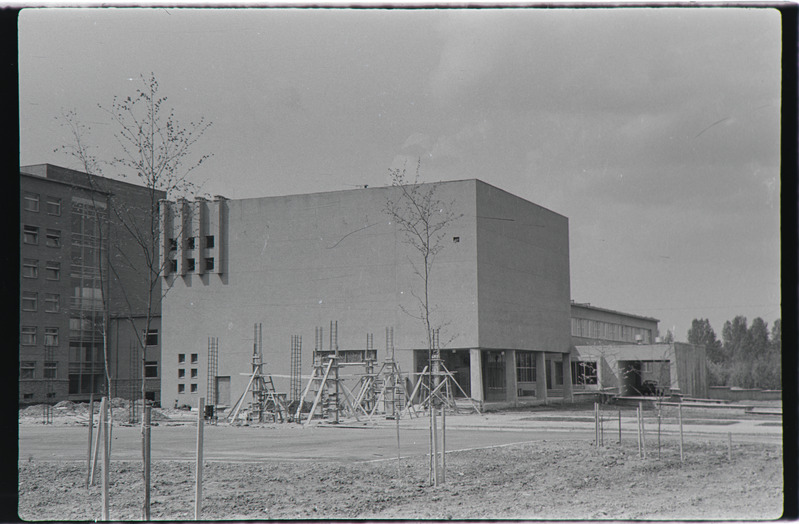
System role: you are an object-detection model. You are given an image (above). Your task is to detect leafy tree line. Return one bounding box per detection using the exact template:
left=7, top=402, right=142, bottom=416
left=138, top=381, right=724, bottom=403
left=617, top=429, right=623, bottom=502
left=687, top=316, right=781, bottom=389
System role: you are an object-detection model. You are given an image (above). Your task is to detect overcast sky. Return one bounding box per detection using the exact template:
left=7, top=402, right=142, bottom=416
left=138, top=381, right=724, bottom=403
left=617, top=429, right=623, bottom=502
left=19, top=7, right=782, bottom=341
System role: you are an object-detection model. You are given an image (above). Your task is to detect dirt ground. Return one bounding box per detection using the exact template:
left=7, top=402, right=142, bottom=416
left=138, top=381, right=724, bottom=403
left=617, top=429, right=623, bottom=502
left=17, top=399, right=785, bottom=520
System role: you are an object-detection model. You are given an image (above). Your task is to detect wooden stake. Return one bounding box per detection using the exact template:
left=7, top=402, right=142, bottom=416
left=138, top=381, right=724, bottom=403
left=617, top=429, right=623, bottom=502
left=636, top=406, right=642, bottom=458
left=90, top=397, right=106, bottom=486
left=143, top=405, right=151, bottom=520
left=678, top=403, right=684, bottom=463
left=618, top=405, right=622, bottom=445
left=101, top=397, right=110, bottom=520
left=395, top=400, right=401, bottom=484
left=657, top=405, right=661, bottom=459
left=640, top=402, right=646, bottom=459
left=594, top=403, right=598, bottom=447
left=195, top=397, right=205, bottom=520
left=727, top=432, right=732, bottom=461
left=86, top=395, right=94, bottom=488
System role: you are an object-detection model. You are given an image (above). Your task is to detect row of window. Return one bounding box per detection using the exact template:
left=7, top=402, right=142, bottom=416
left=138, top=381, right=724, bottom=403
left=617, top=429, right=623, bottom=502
left=179, top=353, right=199, bottom=364
left=571, top=318, right=652, bottom=344
left=23, top=192, right=62, bottom=215
left=21, top=292, right=60, bottom=313
left=168, top=235, right=215, bottom=251
left=20, top=361, right=58, bottom=379
left=23, top=225, right=62, bottom=247
left=21, top=326, right=59, bottom=346
left=178, top=368, right=199, bottom=379
left=167, top=257, right=214, bottom=273
left=22, top=259, right=61, bottom=280
left=513, top=353, right=599, bottom=386
left=178, top=383, right=198, bottom=394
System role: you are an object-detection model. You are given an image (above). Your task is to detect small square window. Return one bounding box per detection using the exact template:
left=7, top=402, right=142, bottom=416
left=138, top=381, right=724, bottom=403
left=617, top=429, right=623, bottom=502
left=23, top=225, right=39, bottom=245
left=178, top=384, right=185, bottom=394
left=21, top=361, right=36, bottom=379
left=178, top=353, right=186, bottom=364
left=190, top=368, right=198, bottom=379
left=204, top=258, right=214, bottom=271
left=21, top=326, right=36, bottom=346
left=46, top=197, right=61, bottom=216
left=168, top=238, right=177, bottom=252
left=191, top=353, right=198, bottom=364
left=44, top=327, right=59, bottom=346
left=178, top=368, right=186, bottom=378
left=46, top=229, right=61, bottom=248
left=453, top=236, right=460, bottom=243
left=190, top=384, right=198, bottom=393
left=169, top=259, right=178, bottom=272
left=46, top=392, right=56, bottom=399
left=23, top=393, right=34, bottom=400
left=23, top=192, right=39, bottom=212
left=45, top=294, right=59, bottom=313
left=46, top=262, right=61, bottom=280
left=22, top=292, right=38, bottom=312
left=186, top=258, right=195, bottom=272
left=23, top=259, right=39, bottom=279
left=205, top=235, right=215, bottom=248
left=186, top=237, right=196, bottom=250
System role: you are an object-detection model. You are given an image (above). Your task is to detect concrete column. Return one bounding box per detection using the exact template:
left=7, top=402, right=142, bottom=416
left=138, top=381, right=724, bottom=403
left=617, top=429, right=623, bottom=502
left=561, top=352, right=573, bottom=402
left=469, top=349, right=484, bottom=403
left=535, top=351, right=547, bottom=402
left=505, top=349, right=518, bottom=405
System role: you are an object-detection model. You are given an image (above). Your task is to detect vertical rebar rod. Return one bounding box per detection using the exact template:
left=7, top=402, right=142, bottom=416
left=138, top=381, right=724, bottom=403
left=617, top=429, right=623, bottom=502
left=727, top=432, right=732, bottom=461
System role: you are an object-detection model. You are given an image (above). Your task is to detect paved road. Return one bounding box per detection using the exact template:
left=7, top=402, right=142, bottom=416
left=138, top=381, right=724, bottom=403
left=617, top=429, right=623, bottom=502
left=19, top=409, right=781, bottom=464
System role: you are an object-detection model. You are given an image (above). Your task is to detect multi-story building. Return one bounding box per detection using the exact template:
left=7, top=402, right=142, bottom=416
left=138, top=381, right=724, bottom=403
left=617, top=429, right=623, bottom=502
left=159, top=179, right=574, bottom=409
left=568, top=301, right=707, bottom=398
left=20, top=164, right=164, bottom=406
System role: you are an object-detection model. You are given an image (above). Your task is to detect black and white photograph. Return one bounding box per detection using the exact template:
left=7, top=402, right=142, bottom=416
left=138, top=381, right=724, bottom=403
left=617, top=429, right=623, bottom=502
left=17, top=5, right=784, bottom=520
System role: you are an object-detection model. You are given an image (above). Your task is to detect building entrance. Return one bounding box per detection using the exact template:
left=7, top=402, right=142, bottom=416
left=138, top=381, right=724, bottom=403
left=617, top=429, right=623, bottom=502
left=482, top=351, right=506, bottom=401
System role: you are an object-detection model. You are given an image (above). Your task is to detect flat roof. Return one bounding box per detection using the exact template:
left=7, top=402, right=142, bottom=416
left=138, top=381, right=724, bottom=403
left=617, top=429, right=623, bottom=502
left=571, top=301, right=660, bottom=323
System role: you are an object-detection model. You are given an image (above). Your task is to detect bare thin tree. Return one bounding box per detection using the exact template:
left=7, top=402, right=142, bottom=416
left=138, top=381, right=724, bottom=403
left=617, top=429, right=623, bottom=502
left=57, top=73, right=212, bottom=519
left=384, top=160, right=461, bottom=486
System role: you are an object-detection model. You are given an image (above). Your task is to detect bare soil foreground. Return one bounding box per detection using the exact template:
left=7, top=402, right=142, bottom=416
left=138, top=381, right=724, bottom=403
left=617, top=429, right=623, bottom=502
left=18, top=401, right=783, bottom=520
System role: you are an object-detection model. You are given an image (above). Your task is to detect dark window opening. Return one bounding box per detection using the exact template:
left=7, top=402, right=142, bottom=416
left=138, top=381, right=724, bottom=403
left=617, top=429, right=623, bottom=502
left=186, top=236, right=196, bottom=249
left=145, top=329, right=158, bottom=346
left=205, top=235, right=215, bottom=248
left=144, top=361, right=158, bottom=378
left=191, top=353, right=198, bottom=364
left=186, top=258, right=195, bottom=272
left=453, top=236, right=460, bottom=243
left=204, top=257, right=214, bottom=271
left=168, top=238, right=177, bottom=252
left=178, top=353, right=186, bottom=364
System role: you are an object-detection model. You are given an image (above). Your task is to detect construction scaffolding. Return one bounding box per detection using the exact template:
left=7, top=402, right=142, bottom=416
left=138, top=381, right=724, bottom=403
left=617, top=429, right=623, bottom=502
left=206, top=337, right=219, bottom=419
left=226, top=324, right=288, bottom=424
left=290, top=335, right=302, bottom=404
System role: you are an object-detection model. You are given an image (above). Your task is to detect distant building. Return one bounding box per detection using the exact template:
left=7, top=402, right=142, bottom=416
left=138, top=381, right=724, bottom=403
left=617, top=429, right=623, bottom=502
left=568, top=302, right=707, bottom=398
left=20, top=164, right=164, bottom=406
left=159, top=179, right=574, bottom=409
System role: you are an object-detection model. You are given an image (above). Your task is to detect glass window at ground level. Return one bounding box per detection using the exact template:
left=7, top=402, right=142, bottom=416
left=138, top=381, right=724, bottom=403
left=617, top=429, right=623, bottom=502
left=20, top=361, right=35, bottom=379
left=23, top=259, right=38, bottom=278
left=571, top=361, right=598, bottom=385
left=516, top=351, right=536, bottom=382
left=554, top=361, right=564, bottom=386
left=21, top=326, right=36, bottom=345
